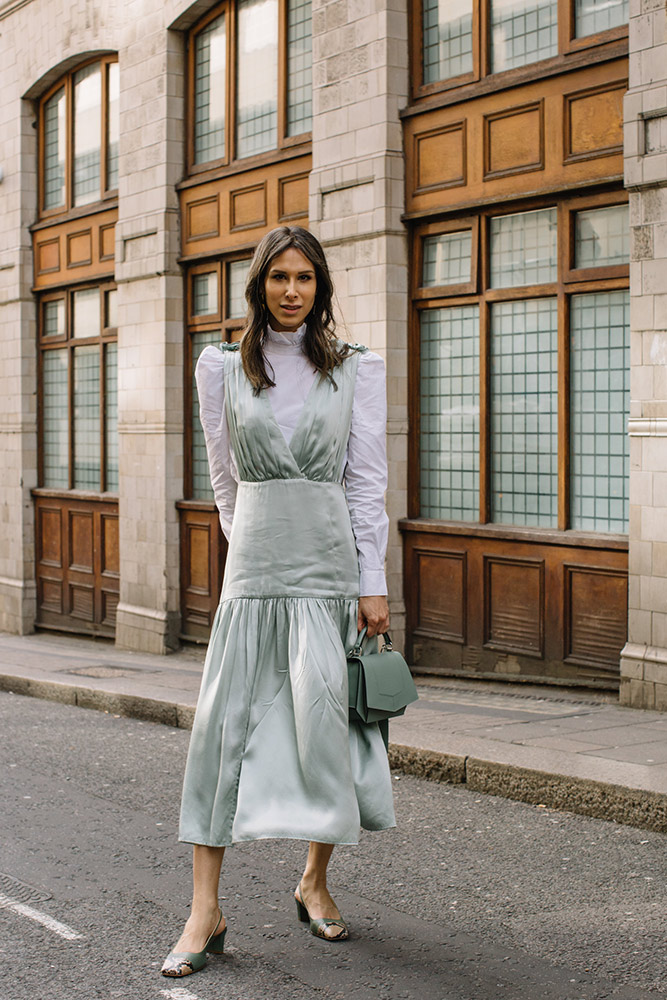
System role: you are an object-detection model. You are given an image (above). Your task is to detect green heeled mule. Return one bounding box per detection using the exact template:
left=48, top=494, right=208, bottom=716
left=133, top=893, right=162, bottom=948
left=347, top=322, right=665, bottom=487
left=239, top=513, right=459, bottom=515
left=161, top=911, right=227, bottom=977
left=294, top=884, right=349, bottom=941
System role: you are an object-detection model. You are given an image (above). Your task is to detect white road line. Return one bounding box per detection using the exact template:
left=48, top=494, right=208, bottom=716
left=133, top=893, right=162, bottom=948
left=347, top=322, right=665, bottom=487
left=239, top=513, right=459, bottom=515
left=0, top=892, right=83, bottom=941
left=159, top=988, right=202, bottom=1000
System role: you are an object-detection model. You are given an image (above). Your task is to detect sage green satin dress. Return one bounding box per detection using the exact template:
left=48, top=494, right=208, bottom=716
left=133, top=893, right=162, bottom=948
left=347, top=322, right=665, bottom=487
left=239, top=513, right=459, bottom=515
left=178, top=344, right=396, bottom=847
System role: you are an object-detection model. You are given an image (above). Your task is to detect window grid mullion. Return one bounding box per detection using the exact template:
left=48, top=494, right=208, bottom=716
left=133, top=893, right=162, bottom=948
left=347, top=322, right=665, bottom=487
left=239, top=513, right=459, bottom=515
left=479, top=296, right=490, bottom=523
left=228, top=0, right=237, bottom=163
left=277, top=0, right=287, bottom=144
left=558, top=288, right=570, bottom=531
left=99, top=298, right=106, bottom=492
left=100, top=57, right=109, bottom=199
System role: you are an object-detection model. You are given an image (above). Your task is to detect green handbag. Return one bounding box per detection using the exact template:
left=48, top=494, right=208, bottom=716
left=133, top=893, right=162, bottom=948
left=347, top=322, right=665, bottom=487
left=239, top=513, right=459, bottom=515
left=347, top=627, right=419, bottom=735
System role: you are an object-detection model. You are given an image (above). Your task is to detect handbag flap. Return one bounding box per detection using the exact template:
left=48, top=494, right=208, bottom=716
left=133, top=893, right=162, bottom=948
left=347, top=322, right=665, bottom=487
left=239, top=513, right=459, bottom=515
left=359, top=649, right=418, bottom=713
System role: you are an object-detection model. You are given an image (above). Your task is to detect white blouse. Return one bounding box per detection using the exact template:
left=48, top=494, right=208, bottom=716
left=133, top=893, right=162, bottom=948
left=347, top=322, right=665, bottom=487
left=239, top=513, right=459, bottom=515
left=195, top=324, right=389, bottom=596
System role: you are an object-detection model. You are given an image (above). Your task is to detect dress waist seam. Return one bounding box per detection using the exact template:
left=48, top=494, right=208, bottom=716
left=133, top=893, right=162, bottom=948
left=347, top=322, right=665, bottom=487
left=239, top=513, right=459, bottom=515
left=219, top=595, right=358, bottom=604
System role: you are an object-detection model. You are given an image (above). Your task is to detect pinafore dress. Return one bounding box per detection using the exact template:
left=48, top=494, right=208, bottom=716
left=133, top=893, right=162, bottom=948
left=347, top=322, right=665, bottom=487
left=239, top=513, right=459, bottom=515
left=178, top=343, right=396, bottom=847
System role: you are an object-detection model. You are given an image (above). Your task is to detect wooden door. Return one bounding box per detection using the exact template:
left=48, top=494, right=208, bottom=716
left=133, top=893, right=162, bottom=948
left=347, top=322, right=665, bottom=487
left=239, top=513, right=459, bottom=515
left=35, top=494, right=119, bottom=636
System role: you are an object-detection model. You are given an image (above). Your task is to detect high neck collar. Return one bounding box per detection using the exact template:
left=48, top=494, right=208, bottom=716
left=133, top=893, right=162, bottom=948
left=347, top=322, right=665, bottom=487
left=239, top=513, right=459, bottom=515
left=265, top=323, right=307, bottom=351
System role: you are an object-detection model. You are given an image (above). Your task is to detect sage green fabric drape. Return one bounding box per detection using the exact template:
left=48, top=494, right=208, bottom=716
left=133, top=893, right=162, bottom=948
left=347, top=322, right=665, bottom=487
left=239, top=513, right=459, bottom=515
left=179, top=345, right=396, bottom=847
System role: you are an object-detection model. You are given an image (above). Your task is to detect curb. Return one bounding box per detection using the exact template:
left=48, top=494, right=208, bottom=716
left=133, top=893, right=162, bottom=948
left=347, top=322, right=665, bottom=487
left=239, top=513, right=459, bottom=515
left=388, top=743, right=667, bottom=834
left=0, top=673, right=196, bottom=730
left=3, top=673, right=667, bottom=835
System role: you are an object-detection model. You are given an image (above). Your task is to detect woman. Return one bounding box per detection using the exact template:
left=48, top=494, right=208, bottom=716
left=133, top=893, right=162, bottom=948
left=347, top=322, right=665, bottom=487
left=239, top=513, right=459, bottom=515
left=162, top=226, right=396, bottom=978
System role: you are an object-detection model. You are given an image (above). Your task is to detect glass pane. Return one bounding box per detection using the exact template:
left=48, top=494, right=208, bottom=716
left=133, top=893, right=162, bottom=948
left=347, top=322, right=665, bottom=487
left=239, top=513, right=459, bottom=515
left=194, top=13, right=226, bottom=164
left=236, top=0, right=278, bottom=158
left=228, top=259, right=250, bottom=317
left=193, top=272, right=219, bottom=316
left=423, top=231, right=472, bottom=286
left=570, top=291, right=629, bottom=533
left=490, top=208, right=557, bottom=288
left=73, top=63, right=102, bottom=206
left=192, top=332, right=223, bottom=500
left=105, top=342, right=118, bottom=492
left=575, top=205, right=629, bottom=269
left=490, top=0, right=558, bottom=72
left=43, top=299, right=65, bottom=338
left=42, top=349, right=69, bottom=488
left=105, top=289, right=118, bottom=329
left=73, top=288, right=101, bottom=338
left=73, top=346, right=100, bottom=489
left=43, top=87, right=66, bottom=210
left=106, top=62, right=119, bottom=190
left=287, top=0, right=312, bottom=136
left=491, top=299, right=558, bottom=527
left=576, top=0, right=628, bottom=37
left=423, top=0, right=473, bottom=84
left=420, top=306, right=480, bottom=521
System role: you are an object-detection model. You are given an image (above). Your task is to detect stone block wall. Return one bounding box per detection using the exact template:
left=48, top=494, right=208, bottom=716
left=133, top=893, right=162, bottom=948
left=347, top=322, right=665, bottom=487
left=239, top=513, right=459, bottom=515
left=113, top=14, right=186, bottom=654
left=622, top=0, right=667, bottom=709
left=309, top=0, right=409, bottom=644
left=0, top=0, right=196, bottom=650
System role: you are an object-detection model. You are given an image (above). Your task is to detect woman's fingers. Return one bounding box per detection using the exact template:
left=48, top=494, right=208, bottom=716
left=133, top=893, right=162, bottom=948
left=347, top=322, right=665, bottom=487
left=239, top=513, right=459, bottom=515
left=358, top=595, right=390, bottom=637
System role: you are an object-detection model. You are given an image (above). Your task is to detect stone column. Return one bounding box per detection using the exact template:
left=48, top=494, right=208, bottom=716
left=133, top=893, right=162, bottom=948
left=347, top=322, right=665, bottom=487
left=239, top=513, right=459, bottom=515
left=0, top=17, right=40, bottom=636
left=309, top=0, right=409, bottom=644
left=113, top=18, right=186, bottom=653
left=621, top=0, right=667, bottom=709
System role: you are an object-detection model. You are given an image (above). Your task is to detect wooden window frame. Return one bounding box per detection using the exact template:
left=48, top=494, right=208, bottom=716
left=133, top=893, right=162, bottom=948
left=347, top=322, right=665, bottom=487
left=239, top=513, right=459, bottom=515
left=561, top=190, right=630, bottom=283
left=38, top=56, right=119, bottom=221
left=188, top=261, right=224, bottom=327
left=410, top=0, right=628, bottom=102
left=409, top=193, right=629, bottom=534
left=561, top=0, right=629, bottom=55
left=413, top=217, right=479, bottom=299
left=186, top=0, right=312, bottom=177
left=184, top=253, right=252, bottom=500
left=37, top=281, right=118, bottom=493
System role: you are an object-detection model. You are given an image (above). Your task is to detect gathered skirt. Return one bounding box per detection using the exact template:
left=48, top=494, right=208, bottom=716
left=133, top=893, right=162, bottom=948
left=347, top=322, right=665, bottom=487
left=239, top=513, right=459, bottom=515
left=178, top=593, right=396, bottom=847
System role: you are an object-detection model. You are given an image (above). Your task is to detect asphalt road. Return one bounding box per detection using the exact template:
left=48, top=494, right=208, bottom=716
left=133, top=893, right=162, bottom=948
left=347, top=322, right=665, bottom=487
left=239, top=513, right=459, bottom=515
left=1, top=691, right=665, bottom=1000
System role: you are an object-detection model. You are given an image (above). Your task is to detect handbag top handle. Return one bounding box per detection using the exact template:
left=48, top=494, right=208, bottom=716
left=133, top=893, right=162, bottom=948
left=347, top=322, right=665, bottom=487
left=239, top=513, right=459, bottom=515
left=349, top=626, right=393, bottom=657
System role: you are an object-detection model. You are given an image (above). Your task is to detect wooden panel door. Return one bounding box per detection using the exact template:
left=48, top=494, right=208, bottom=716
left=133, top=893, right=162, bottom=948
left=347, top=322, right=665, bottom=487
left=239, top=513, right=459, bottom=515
left=178, top=503, right=227, bottom=641
left=35, top=493, right=119, bottom=636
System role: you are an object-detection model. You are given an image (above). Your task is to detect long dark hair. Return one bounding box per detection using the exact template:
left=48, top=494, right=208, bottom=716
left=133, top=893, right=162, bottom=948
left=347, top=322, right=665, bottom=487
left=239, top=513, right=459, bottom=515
left=240, top=226, right=352, bottom=392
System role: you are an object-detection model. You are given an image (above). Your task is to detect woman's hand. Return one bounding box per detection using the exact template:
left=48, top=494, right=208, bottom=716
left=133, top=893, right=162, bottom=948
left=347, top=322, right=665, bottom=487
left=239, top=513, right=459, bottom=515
left=358, top=596, right=390, bottom=638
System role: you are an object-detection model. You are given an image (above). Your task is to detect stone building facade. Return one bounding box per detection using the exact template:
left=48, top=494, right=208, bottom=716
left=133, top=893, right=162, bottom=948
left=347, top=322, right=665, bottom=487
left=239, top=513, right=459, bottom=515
left=621, top=0, right=667, bottom=709
left=0, top=0, right=665, bottom=709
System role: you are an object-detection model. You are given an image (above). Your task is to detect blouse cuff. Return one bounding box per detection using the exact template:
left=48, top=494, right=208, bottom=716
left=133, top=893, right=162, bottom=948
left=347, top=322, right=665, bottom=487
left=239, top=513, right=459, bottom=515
left=359, top=569, right=387, bottom=598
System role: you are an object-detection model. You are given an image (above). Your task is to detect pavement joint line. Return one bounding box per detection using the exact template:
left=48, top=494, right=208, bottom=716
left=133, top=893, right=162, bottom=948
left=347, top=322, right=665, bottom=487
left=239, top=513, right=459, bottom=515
left=0, top=892, right=83, bottom=941
left=2, top=672, right=667, bottom=834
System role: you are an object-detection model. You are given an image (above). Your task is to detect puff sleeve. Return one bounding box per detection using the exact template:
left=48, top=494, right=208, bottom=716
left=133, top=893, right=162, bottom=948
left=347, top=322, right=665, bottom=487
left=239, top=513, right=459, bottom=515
left=344, top=350, right=390, bottom=597
left=194, top=345, right=238, bottom=540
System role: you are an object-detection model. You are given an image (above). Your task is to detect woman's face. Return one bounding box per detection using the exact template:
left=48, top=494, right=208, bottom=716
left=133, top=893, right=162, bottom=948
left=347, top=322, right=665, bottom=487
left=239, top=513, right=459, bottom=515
left=263, top=248, right=317, bottom=332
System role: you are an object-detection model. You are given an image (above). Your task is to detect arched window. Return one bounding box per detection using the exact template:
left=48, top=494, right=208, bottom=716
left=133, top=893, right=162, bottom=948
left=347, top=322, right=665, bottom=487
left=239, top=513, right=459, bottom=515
left=39, top=56, right=119, bottom=216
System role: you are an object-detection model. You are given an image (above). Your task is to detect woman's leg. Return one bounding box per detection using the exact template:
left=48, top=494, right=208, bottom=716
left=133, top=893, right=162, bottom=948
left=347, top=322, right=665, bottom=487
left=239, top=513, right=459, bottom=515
left=297, top=842, right=346, bottom=937
left=173, top=845, right=226, bottom=951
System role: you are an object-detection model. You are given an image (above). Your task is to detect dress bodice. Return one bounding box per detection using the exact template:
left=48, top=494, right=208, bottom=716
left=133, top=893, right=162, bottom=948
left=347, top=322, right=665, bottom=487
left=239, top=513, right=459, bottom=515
left=222, top=344, right=361, bottom=484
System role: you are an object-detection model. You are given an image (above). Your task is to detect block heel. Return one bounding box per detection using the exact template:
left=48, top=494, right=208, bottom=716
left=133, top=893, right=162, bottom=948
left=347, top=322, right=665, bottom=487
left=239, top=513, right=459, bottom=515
left=207, top=926, right=227, bottom=954
left=295, top=897, right=309, bottom=923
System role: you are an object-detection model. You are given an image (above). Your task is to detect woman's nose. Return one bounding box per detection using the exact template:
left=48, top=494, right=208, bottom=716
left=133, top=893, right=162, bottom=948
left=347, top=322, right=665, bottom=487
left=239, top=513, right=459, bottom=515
left=286, top=279, right=298, bottom=298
